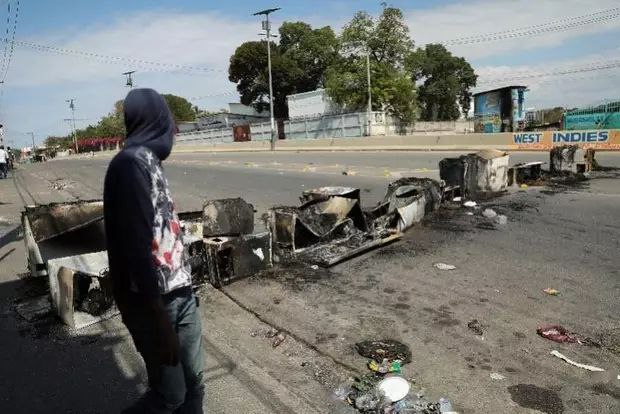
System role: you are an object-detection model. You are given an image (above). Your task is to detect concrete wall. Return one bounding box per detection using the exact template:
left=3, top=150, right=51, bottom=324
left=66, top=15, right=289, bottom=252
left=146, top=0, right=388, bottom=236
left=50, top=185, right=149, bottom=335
left=173, top=129, right=620, bottom=153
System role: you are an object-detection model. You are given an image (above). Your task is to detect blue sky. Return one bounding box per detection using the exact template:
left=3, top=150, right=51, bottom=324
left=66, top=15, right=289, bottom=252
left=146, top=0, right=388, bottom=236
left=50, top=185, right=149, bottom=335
left=2, top=0, right=620, bottom=148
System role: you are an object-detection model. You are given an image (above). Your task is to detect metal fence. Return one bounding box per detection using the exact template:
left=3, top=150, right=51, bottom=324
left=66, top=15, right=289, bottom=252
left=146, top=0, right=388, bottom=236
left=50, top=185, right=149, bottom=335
left=175, top=111, right=473, bottom=145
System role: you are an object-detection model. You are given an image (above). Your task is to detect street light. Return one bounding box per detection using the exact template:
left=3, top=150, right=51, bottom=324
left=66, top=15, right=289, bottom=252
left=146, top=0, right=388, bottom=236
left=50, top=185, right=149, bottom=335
left=123, top=71, right=136, bottom=88
left=253, top=7, right=280, bottom=151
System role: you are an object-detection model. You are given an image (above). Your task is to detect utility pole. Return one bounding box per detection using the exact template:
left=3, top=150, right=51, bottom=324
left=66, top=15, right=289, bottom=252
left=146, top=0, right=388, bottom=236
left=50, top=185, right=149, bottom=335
left=254, top=7, right=280, bottom=151
left=66, top=99, right=78, bottom=153
left=123, top=71, right=136, bottom=88
left=27, top=131, right=34, bottom=149
left=366, top=49, right=372, bottom=136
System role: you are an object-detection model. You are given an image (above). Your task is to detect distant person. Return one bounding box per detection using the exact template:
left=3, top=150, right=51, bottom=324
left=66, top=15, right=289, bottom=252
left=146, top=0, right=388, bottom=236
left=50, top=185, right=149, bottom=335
left=104, top=88, right=205, bottom=414
left=0, top=145, right=8, bottom=178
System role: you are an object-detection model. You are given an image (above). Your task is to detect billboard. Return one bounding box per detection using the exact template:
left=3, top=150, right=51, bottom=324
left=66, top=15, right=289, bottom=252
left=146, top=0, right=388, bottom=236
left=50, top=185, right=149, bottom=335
left=512, top=129, right=620, bottom=150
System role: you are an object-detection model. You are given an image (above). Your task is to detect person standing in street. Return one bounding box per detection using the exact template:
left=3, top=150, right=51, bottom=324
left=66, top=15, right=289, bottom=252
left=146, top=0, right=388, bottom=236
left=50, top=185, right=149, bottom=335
left=104, top=88, right=205, bottom=414
left=0, top=146, right=8, bottom=179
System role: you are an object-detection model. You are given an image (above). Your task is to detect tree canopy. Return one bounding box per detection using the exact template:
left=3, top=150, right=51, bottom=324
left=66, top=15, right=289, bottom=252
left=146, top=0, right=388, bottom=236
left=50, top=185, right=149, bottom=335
left=228, top=22, right=339, bottom=118
left=407, top=43, right=477, bottom=121
left=44, top=94, right=196, bottom=149
left=325, top=7, right=417, bottom=123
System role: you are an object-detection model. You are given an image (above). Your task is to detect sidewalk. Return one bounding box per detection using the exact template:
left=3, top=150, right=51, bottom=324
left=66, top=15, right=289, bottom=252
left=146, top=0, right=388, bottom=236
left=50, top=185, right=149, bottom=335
left=0, top=164, right=349, bottom=414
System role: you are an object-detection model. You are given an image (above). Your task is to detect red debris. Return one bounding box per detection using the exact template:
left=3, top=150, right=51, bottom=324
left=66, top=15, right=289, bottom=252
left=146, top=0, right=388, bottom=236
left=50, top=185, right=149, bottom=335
left=537, top=325, right=579, bottom=343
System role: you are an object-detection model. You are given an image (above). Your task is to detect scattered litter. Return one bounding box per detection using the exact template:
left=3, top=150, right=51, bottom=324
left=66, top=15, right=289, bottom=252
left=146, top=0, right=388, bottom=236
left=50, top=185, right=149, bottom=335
left=463, top=201, right=477, bottom=208
left=334, top=385, right=354, bottom=401
left=520, top=184, right=528, bottom=189
left=15, top=295, right=51, bottom=321
left=543, top=288, right=559, bottom=296
left=495, top=215, right=508, bottom=225
left=439, top=397, right=456, bottom=413
left=452, top=197, right=462, bottom=202
left=482, top=208, right=497, bottom=219
left=272, top=332, right=286, bottom=348
left=266, top=328, right=279, bottom=338
left=467, top=319, right=484, bottom=335
left=377, top=376, right=410, bottom=402
left=434, top=263, right=456, bottom=271
left=368, top=358, right=402, bottom=374
left=537, top=325, right=600, bottom=346
left=355, top=339, right=412, bottom=364
left=310, top=265, right=319, bottom=270
left=490, top=372, right=506, bottom=380
left=465, top=212, right=474, bottom=216
left=550, top=350, right=604, bottom=372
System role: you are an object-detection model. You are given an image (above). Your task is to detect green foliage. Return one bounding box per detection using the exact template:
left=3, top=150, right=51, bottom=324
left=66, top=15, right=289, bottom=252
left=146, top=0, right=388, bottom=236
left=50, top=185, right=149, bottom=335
left=326, top=7, right=417, bottom=122
left=228, top=22, right=339, bottom=118
left=162, top=94, right=196, bottom=122
left=43, top=136, right=73, bottom=149
left=407, top=43, right=477, bottom=121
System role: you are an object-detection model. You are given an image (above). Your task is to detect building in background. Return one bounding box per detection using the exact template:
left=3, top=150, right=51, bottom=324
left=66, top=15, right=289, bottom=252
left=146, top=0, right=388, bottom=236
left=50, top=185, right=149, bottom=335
left=563, top=100, right=620, bottom=130
left=473, top=85, right=527, bottom=133
left=286, top=89, right=341, bottom=119
left=196, top=103, right=269, bottom=130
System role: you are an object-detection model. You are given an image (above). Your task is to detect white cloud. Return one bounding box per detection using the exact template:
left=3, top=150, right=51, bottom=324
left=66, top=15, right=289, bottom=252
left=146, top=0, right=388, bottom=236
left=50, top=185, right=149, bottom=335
left=406, top=0, right=620, bottom=60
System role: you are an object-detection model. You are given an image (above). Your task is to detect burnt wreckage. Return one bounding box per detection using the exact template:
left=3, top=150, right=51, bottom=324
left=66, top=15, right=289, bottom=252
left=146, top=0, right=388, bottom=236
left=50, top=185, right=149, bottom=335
left=19, top=147, right=596, bottom=328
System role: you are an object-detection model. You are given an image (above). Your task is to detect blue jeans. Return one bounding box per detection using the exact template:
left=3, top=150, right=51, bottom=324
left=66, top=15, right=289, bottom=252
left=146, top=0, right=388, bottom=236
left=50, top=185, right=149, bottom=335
left=123, top=287, right=205, bottom=414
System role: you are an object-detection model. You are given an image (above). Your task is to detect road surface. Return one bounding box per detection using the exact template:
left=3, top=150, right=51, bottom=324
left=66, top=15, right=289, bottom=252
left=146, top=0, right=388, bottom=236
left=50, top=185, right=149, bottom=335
left=1, top=150, right=619, bottom=413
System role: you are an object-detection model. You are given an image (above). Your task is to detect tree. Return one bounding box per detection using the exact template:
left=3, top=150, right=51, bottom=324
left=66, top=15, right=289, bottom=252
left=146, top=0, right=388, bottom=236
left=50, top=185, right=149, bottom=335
left=228, top=22, right=339, bottom=118
left=162, top=94, right=196, bottom=123
left=325, top=7, right=417, bottom=122
left=407, top=43, right=477, bottom=121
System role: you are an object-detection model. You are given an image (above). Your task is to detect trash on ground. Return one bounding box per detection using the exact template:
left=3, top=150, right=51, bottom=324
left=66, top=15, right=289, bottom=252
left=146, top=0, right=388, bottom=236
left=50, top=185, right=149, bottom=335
left=463, top=201, right=477, bottom=208
left=542, top=288, right=559, bottom=296
left=15, top=295, right=51, bottom=322
left=452, top=197, right=462, bottom=202
left=439, top=397, right=456, bottom=413
left=355, top=339, right=412, bottom=364
left=310, top=264, right=319, bottom=270
left=465, top=212, right=474, bottom=216
left=520, top=184, right=528, bottom=189
left=537, top=325, right=600, bottom=346
left=272, top=332, right=286, bottom=348
left=490, top=372, right=506, bottom=380
left=377, top=375, right=410, bottom=402
left=495, top=215, right=507, bottom=225
left=482, top=208, right=497, bottom=219
left=434, top=263, right=456, bottom=271
left=550, top=350, right=604, bottom=372
left=467, top=319, right=484, bottom=335
left=368, top=358, right=402, bottom=374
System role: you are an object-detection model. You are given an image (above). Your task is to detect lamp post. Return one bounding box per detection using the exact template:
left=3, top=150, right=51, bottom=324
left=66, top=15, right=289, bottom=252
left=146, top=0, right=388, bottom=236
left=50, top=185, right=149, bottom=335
left=253, top=7, right=280, bottom=151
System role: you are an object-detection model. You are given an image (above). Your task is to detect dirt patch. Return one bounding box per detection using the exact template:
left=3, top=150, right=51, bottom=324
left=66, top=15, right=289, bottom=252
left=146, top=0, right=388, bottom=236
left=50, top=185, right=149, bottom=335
left=591, top=383, right=620, bottom=400
left=507, top=384, right=564, bottom=414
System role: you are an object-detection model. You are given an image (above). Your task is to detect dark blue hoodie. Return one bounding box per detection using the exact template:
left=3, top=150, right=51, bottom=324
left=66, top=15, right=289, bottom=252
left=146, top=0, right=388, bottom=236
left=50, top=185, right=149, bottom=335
left=104, top=88, right=191, bottom=306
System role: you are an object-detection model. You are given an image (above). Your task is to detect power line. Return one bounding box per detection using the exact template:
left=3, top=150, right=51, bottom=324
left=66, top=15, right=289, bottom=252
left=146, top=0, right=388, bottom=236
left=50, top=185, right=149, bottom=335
left=477, top=59, right=620, bottom=85
left=0, top=1, right=11, bottom=80
left=1, top=0, right=19, bottom=82
left=6, top=38, right=226, bottom=74
left=438, top=7, right=619, bottom=46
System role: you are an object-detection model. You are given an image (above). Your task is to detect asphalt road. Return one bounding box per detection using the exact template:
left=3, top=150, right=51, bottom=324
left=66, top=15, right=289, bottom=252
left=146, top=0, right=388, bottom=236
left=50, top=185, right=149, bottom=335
left=1, top=150, right=619, bottom=413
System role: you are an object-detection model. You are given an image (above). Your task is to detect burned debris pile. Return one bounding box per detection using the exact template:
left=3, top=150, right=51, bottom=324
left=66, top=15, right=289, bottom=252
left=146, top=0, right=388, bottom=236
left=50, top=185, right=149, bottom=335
left=15, top=146, right=602, bottom=332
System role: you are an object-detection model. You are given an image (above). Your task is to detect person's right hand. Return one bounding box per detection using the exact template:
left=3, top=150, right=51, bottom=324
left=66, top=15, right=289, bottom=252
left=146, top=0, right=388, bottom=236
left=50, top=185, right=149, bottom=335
left=146, top=297, right=180, bottom=366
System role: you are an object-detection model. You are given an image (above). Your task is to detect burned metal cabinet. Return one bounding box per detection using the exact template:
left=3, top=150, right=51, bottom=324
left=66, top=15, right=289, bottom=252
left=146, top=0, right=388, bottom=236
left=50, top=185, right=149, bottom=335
left=271, top=187, right=367, bottom=252
left=508, top=162, right=543, bottom=186
left=21, top=200, right=116, bottom=329
left=440, top=150, right=509, bottom=198
left=271, top=186, right=401, bottom=267
left=47, top=251, right=116, bottom=329
left=550, top=145, right=591, bottom=174
left=200, top=197, right=271, bottom=287
left=375, top=178, right=442, bottom=232
left=22, top=200, right=106, bottom=277
left=204, top=233, right=272, bottom=287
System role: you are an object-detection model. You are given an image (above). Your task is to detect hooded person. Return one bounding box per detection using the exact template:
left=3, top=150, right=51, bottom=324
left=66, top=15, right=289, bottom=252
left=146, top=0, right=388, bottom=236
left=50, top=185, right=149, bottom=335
left=104, top=88, right=205, bottom=414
